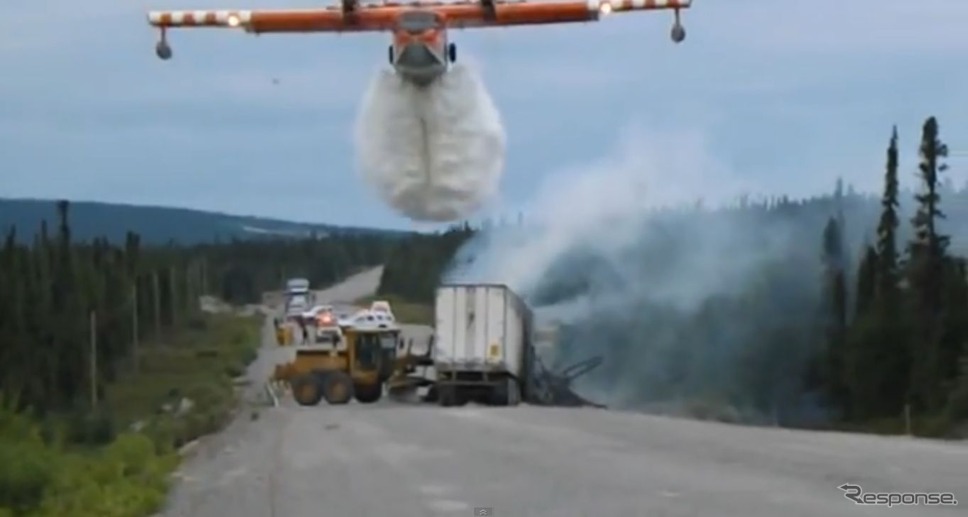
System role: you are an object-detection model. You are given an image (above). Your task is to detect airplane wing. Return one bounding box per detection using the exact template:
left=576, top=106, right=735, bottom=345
left=147, top=0, right=691, bottom=34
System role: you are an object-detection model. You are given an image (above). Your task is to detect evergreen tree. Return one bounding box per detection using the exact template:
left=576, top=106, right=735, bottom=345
left=906, top=116, right=950, bottom=412
left=854, top=246, right=876, bottom=316
left=876, top=126, right=901, bottom=306
left=821, top=217, right=849, bottom=411
left=842, top=128, right=911, bottom=419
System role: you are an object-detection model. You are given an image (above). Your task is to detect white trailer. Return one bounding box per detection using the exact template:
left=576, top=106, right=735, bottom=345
left=432, top=283, right=533, bottom=406
left=285, top=277, right=310, bottom=294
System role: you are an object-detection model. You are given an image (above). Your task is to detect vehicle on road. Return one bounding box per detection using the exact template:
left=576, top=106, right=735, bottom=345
left=274, top=321, right=431, bottom=406
left=312, top=309, right=343, bottom=344
left=285, top=293, right=311, bottom=321
left=347, top=309, right=396, bottom=329
left=369, top=300, right=394, bottom=318
left=301, top=304, right=334, bottom=321
left=433, top=283, right=529, bottom=407
left=285, top=277, right=310, bottom=295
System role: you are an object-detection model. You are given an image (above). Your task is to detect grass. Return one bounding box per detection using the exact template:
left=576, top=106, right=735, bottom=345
left=104, top=313, right=261, bottom=448
left=0, top=312, right=262, bottom=517
left=355, top=294, right=434, bottom=325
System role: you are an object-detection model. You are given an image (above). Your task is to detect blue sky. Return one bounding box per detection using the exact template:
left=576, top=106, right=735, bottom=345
left=2, top=0, right=967, bottom=230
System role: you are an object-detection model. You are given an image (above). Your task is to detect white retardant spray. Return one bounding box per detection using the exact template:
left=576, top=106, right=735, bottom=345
left=353, top=63, right=506, bottom=222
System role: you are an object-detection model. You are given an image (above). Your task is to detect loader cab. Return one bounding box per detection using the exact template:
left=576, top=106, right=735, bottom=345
left=348, top=327, right=400, bottom=380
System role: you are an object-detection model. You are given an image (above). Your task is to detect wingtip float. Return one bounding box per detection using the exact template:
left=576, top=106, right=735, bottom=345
left=147, top=0, right=693, bottom=87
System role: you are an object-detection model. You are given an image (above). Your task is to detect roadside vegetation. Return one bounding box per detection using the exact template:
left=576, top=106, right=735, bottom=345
left=0, top=314, right=260, bottom=517
left=0, top=202, right=260, bottom=516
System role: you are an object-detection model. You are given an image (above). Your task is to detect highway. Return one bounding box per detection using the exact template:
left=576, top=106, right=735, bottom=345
left=160, top=269, right=966, bottom=517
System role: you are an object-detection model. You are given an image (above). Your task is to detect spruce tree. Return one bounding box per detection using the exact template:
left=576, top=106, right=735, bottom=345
left=821, top=217, right=848, bottom=410
left=875, top=126, right=901, bottom=306
left=854, top=246, right=877, bottom=316
left=906, top=116, right=950, bottom=412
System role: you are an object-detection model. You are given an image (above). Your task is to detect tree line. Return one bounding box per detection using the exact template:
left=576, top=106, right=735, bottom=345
left=822, top=117, right=967, bottom=429
left=0, top=201, right=204, bottom=414
left=0, top=201, right=400, bottom=417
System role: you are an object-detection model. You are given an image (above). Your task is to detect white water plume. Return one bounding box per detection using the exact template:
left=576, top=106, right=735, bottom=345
left=353, top=63, right=506, bottom=222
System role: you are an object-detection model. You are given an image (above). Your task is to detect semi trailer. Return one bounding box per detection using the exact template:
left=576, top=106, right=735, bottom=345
left=432, top=283, right=535, bottom=406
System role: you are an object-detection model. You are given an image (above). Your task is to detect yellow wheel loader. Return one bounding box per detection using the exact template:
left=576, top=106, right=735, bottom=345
left=274, top=322, right=403, bottom=406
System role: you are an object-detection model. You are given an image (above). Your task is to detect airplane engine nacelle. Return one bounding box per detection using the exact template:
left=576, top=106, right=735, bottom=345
left=156, top=41, right=173, bottom=60
left=670, top=8, right=686, bottom=44
left=671, top=23, right=685, bottom=43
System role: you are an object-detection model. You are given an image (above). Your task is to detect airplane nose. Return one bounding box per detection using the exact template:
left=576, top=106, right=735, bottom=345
left=396, top=43, right=439, bottom=68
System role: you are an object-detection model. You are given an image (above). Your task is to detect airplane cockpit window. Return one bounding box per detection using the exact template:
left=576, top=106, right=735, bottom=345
left=398, top=11, right=440, bottom=33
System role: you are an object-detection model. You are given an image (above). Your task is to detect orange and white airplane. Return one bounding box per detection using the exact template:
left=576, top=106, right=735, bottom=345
left=147, top=0, right=692, bottom=87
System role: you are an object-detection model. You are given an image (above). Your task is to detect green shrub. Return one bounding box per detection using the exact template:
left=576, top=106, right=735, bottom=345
left=0, top=436, right=56, bottom=512
left=186, top=316, right=208, bottom=331
left=0, top=313, right=262, bottom=516
left=33, top=435, right=175, bottom=517
left=66, top=410, right=116, bottom=446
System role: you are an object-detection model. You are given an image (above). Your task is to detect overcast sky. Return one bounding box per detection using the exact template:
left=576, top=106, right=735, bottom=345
left=2, top=0, right=967, bottom=230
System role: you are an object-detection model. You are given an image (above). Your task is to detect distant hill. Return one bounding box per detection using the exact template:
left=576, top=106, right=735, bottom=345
left=0, top=198, right=405, bottom=244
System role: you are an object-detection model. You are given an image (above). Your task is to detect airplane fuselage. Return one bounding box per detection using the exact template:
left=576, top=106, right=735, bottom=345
left=389, top=10, right=452, bottom=87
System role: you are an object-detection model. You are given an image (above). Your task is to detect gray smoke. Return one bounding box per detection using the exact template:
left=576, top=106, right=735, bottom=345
left=444, top=125, right=862, bottom=425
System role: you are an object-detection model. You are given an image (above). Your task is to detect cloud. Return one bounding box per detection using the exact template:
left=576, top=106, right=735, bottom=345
left=1, top=0, right=966, bottom=228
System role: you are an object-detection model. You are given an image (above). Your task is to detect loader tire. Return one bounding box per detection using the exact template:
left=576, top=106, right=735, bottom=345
left=292, top=374, right=323, bottom=406
left=423, top=385, right=439, bottom=403
left=354, top=383, right=383, bottom=404
left=322, top=371, right=354, bottom=405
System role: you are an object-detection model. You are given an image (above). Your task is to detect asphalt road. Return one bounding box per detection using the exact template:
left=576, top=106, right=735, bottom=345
left=161, top=270, right=966, bottom=517
left=313, top=265, right=385, bottom=317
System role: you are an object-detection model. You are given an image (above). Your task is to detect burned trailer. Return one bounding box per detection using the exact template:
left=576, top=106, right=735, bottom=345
left=524, top=320, right=606, bottom=408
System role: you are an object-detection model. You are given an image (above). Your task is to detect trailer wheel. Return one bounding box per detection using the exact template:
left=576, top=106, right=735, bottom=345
left=354, top=383, right=383, bottom=404
left=490, top=378, right=521, bottom=406
left=507, top=378, right=521, bottom=406
left=438, top=385, right=456, bottom=407
left=322, top=371, right=354, bottom=405
left=292, top=373, right=323, bottom=406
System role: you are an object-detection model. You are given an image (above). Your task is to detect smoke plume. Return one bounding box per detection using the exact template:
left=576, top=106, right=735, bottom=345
left=353, top=63, right=506, bottom=222
left=444, top=125, right=867, bottom=425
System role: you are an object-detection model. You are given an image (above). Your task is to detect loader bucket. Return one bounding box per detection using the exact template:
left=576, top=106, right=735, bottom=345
left=387, top=385, right=420, bottom=404
left=386, top=375, right=432, bottom=404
